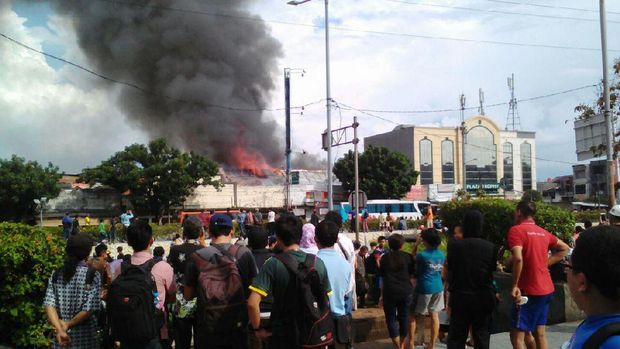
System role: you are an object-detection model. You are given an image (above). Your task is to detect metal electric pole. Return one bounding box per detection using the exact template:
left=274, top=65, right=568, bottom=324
left=600, top=0, right=616, bottom=207
left=353, top=116, right=360, bottom=241
left=284, top=68, right=304, bottom=210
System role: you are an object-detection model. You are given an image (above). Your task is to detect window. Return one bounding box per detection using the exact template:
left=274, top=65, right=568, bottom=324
left=420, top=138, right=433, bottom=184
left=503, top=143, right=514, bottom=191
left=465, top=126, right=497, bottom=189
left=575, top=184, right=586, bottom=195
left=521, top=142, right=532, bottom=191
left=441, top=139, right=455, bottom=184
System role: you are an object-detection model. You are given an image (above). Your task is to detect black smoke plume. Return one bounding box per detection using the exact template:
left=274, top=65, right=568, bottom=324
left=50, top=0, right=283, bottom=167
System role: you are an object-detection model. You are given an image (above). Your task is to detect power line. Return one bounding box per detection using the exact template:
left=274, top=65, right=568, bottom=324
left=477, top=0, right=620, bottom=16
left=0, top=31, right=323, bottom=113
left=385, top=0, right=620, bottom=24
left=335, top=84, right=597, bottom=115
left=93, top=0, right=620, bottom=53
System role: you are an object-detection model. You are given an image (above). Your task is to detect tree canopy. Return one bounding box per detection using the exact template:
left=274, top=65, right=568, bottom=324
left=333, top=145, right=419, bottom=199
left=0, top=155, right=61, bottom=222
left=80, top=138, right=220, bottom=221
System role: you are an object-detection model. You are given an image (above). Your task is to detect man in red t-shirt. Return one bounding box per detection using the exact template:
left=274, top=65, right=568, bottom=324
left=508, top=200, right=569, bottom=349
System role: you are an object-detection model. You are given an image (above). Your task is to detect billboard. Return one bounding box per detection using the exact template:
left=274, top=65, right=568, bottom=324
left=574, top=114, right=607, bottom=161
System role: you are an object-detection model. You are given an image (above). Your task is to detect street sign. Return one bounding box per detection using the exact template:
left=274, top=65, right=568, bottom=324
left=291, top=171, right=300, bottom=185
left=348, top=190, right=368, bottom=208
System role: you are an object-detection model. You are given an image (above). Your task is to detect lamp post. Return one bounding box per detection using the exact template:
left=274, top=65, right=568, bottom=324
left=288, top=0, right=333, bottom=210
left=33, top=197, right=48, bottom=227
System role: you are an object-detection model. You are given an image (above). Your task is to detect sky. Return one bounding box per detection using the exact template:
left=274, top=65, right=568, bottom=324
left=1, top=0, right=619, bottom=180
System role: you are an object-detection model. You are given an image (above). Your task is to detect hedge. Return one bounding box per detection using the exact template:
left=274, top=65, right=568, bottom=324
left=43, top=223, right=182, bottom=242
left=0, top=223, right=65, bottom=348
left=439, top=198, right=574, bottom=248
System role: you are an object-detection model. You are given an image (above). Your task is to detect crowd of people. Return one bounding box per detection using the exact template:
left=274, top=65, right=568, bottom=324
left=43, top=201, right=620, bottom=349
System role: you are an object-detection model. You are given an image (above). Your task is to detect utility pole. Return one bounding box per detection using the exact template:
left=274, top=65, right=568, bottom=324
left=353, top=116, right=360, bottom=241
left=460, top=94, right=467, bottom=190
left=600, top=0, right=616, bottom=207
left=478, top=88, right=485, bottom=116
left=323, top=118, right=362, bottom=241
left=284, top=68, right=304, bottom=210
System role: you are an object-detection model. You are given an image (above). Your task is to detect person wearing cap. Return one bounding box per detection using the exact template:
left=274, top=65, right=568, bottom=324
left=563, top=225, right=620, bottom=349
left=183, top=214, right=258, bottom=349
left=607, top=205, right=620, bottom=226
left=508, top=201, right=569, bottom=349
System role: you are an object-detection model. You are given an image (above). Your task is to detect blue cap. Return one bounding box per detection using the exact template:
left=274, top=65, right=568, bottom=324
left=210, top=213, right=233, bottom=228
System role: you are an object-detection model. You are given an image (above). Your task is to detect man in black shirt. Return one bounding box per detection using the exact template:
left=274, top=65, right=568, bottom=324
left=183, top=214, right=257, bottom=349
left=168, top=216, right=204, bottom=349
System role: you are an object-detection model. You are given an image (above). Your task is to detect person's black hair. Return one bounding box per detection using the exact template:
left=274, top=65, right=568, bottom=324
left=209, top=209, right=215, bottom=214
left=123, top=254, right=132, bottom=262
left=95, top=243, right=107, bottom=257
left=584, top=220, right=593, bottom=229
left=360, top=245, right=369, bottom=253
left=421, top=228, right=441, bottom=248
left=378, top=236, right=386, bottom=242
left=571, top=225, right=620, bottom=300
left=126, top=220, right=152, bottom=251
left=353, top=240, right=361, bottom=250
left=117, top=246, right=123, bottom=253
left=174, top=233, right=181, bottom=240
left=65, top=212, right=70, bottom=216
left=56, top=233, right=93, bottom=283
left=182, top=217, right=201, bottom=239
left=370, top=241, right=377, bottom=247
left=316, top=221, right=339, bottom=248
left=575, top=226, right=584, bottom=233
left=153, top=246, right=165, bottom=258
left=383, top=234, right=406, bottom=271
left=516, top=200, right=536, bottom=218
left=247, top=225, right=269, bottom=250
left=209, top=224, right=232, bottom=238
left=275, top=214, right=303, bottom=247
left=323, top=210, right=343, bottom=229
left=462, top=210, right=484, bottom=239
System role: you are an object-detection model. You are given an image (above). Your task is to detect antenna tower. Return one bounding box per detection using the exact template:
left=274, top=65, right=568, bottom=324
left=505, top=73, right=522, bottom=130
left=478, top=88, right=485, bottom=115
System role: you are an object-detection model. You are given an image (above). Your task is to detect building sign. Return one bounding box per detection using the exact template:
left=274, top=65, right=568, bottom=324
left=466, top=182, right=500, bottom=192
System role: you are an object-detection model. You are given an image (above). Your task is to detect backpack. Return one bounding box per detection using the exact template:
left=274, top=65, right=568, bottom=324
left=582, top=322, right=620, bottom=349
left=191, top=244, right=246, bottom=335
left=275, top=253, right=334, bottom=348
left=107, top=259, right=164, bottom=344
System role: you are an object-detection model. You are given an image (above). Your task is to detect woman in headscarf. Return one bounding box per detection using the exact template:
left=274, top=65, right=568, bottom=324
left=300, top=222, right=319, bottom=254
left=44, top=233, right=101, bottom=349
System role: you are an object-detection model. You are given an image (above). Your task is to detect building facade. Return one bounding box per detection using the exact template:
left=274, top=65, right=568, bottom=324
left=364, top=115, right=536, bottom=199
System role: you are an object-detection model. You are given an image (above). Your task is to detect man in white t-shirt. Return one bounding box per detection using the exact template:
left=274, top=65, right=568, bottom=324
left=267, top=210, right=276, bottom=236
left=324, top=210, right=357, bottom=312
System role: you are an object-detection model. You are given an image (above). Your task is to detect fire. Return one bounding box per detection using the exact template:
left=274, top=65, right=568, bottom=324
left=230, top=144, right=273, bottom=177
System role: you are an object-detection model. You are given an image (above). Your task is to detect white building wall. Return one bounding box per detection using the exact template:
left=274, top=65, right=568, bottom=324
left=499, top=131, right=536, bottom=195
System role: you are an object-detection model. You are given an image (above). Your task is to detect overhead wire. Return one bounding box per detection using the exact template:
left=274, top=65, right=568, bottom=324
left=385, top=0, right=620, bottom=24
left=480, top=0, right=620, bottom=16
left=92, top=0, right=620, bottom=53
left=0, top=31, right=324, bottom=113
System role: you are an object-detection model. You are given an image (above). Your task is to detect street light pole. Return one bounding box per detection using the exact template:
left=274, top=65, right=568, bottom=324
left=600, top=0, right=616, bottom=207
left=287, top=0, right=333, bottom=210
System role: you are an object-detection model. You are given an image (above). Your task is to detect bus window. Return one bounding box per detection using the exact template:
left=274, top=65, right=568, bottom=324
left=390, top=204, right=400, bottom=213
left=376, top=204, right=386, bottom=213
left=417, top=203, right=429, bottom=214
left=403, top=204, right=414, bottom=212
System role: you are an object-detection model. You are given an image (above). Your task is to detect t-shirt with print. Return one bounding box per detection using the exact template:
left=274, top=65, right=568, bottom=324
left=249, top=250, right=331, bottom=334
left=416, top=249, right=445, bottom=295
left=183, top=243, right=258, bottom=295
left=168, top=241, right=203, bottom=284
left=562, top=314, right=620, bottom=349
left=507, top=219, right=558, bottom=296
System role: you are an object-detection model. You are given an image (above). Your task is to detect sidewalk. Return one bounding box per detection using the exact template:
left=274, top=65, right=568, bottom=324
left=356, top=321, right=579, bottom=349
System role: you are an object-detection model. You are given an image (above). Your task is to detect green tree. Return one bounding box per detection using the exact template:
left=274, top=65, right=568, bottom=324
left=522, top=189, right=542, bottom=202
left=81, top=138, right=220, bottom=222
left=0, top=155, right=61, bottom=222
left=574, top=58, right=620, bottom=156
left=333, top=145, right=419, bottom=199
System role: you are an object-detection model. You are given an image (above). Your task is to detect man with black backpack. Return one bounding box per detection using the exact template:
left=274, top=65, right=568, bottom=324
left=248, top=214, right=334, bottom=349
left=183, top=213, right=258, bottom=349
left=107, top=220, right=177, bottom=349
left=562, top=225, right=620, bottom=349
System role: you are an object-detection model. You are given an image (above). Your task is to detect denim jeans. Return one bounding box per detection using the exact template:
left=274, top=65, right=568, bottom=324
left=383, top=294, right=413, bottom=339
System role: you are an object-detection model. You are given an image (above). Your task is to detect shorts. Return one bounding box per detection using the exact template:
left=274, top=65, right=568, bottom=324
left=511, top=293, right=553, bottom=332
left=412, top=292, right=444, bottom=315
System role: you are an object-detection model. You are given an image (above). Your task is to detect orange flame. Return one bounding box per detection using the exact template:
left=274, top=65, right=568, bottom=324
left=230, top=144, right=273, bottom=177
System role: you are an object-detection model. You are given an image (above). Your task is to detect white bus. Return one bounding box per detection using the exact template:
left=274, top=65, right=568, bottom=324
left=340, top=199, right=433, bottom=220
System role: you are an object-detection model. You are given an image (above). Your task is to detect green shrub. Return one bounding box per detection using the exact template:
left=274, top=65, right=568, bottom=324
left=0, top=223, right=65, bottom=348
left=573, top=210, right=603, bottom=223
left=43, top=223, right=182, bottom=242
left=439, top=198, right=573, bottom=247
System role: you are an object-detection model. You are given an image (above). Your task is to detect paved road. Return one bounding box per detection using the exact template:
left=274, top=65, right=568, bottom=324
left=356, top=321, right=578, bottom=349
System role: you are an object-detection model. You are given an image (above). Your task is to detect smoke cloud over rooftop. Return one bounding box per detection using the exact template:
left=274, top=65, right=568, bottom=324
left=49, top=0, right=284, bottom=168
